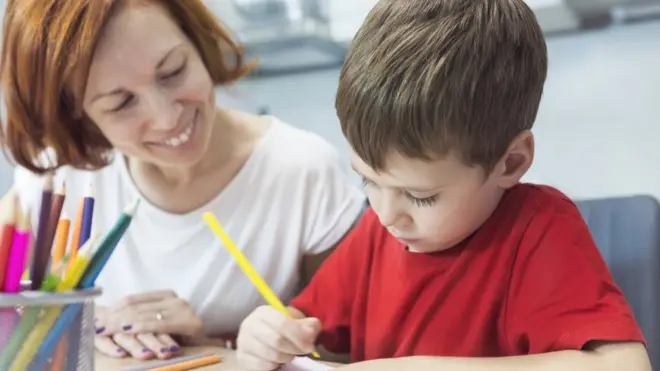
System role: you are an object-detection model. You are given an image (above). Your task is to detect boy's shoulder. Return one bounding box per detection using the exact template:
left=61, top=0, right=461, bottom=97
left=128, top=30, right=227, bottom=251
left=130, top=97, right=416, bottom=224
left=497, top=183, right=587, bottom=235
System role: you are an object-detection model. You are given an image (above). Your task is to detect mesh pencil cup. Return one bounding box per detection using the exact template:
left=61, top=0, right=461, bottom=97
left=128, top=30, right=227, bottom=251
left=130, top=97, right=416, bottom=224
left=0, top=283, right=101, bottom=371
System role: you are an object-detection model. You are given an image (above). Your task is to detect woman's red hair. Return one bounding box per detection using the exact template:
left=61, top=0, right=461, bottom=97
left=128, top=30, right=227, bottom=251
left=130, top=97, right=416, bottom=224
left=0, top=0, right=255, bottom=173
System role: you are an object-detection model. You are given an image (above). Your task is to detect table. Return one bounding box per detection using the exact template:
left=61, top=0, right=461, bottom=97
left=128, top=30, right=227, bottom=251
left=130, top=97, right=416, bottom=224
left=96, top=346, right=340, bottom=370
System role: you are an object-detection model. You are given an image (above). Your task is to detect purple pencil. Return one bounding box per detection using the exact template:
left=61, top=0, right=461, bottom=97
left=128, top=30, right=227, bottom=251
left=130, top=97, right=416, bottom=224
left=79, top=183, right=95, bottom=248
left=3, top=209, right=31, bottom=293
left=30, top=174, right=54, bottom=290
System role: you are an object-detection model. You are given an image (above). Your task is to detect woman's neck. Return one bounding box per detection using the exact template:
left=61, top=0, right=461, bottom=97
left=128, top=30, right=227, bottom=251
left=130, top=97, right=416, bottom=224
left=136, top=109, right=237, bottom=189
left=123, top=109, right=271, bottom=214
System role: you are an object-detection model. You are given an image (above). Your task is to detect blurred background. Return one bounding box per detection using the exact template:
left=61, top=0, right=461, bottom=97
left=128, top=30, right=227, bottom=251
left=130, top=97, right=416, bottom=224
left=0, top=0, right=659, bottom=200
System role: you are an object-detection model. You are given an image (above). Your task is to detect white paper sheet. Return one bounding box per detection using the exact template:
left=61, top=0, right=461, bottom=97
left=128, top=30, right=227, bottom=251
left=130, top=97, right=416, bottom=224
left=279, top=356, right=335, bottom=371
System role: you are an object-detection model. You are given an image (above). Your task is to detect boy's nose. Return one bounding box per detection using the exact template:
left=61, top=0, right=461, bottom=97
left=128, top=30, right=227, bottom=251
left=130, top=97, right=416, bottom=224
left=376, top=202, right=406, bottom=229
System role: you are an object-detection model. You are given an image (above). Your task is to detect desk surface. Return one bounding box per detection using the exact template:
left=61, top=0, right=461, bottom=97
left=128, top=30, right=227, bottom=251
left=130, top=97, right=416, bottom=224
left=96, top=346, right=339, bottom=370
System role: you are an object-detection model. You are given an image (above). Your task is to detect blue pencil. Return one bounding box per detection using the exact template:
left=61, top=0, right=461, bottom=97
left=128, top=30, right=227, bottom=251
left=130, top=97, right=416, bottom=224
left=66, top=183, right=93, bottom=371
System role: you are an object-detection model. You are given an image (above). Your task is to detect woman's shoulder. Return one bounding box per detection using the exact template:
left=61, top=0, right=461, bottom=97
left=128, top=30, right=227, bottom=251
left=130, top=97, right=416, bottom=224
left=257, top=117, right=348, bottom=174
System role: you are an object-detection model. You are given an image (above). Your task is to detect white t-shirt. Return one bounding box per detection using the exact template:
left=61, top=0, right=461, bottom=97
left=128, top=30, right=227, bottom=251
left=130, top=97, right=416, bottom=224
left=13, top=118, right=365, bottom=335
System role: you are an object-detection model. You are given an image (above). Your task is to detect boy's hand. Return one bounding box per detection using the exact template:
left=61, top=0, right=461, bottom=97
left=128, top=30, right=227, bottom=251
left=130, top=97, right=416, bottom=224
left=236, top=305, right=321, bottom=371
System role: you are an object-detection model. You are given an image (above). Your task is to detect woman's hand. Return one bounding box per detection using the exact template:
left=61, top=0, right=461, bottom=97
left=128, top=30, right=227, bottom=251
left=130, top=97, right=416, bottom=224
left=99, top=290, right=204, bottom=338
left=94, top=291, right=205, bottom=359
left=94, top=305, right=181, bottom=360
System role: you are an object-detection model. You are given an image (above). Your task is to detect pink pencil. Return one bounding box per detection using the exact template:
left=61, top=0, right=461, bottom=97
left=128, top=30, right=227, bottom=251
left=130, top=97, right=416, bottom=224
left=3, top=208, right=31, bottom=293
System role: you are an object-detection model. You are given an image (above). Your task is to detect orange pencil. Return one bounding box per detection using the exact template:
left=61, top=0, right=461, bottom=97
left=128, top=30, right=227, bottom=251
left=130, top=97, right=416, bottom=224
left=67, top=199, right=84, bottom=271
left=0, top=192, right=18, bottom=289
left=148, top=354, right=222, bottom=371
left=51, top=213, right=70, bottom=265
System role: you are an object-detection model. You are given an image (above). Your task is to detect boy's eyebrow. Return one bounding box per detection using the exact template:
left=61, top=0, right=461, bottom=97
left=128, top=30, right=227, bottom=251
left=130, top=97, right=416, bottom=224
left=350, top=164, right=442, bottom=193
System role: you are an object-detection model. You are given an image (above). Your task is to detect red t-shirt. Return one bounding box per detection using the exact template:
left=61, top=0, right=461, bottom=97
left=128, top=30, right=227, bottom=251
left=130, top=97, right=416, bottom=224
left=290, top=184, right=645, bottom=362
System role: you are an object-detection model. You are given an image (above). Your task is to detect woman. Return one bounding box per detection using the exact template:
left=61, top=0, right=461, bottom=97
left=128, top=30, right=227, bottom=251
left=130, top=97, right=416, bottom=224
left=0, top=0, right=364, bottom=361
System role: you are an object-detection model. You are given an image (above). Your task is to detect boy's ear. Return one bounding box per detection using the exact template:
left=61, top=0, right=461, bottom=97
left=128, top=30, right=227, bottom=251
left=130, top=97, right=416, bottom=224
left=494, top=130, right=534, bottom=189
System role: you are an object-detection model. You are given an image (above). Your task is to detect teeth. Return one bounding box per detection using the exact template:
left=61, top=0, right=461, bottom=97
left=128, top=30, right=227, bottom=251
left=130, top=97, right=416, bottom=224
left=161, top=121, right=194, bottom=147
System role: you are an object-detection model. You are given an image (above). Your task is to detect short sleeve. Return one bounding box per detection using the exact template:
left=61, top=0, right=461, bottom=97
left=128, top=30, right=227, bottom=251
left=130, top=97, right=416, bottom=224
left=505, top=207, right=646, bottom=353
left=291, top=210, right=378, bottom=354
left=300, top=141, right=366, bottom=255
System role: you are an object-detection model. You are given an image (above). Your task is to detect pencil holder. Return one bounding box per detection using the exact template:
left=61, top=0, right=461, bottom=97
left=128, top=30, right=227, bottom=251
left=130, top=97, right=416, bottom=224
left=0, top=283, right=102, bottom=371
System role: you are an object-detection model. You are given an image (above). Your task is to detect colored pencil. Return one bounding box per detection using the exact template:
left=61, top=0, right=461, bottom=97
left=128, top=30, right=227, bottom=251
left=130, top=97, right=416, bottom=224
left=3, top=209, right=31, bottom=293
left=63, top=184, right=93, bottom=371
left=57, top=233, right=100, bottom=291
left=65, top=183, right=93, bottom=371
left=123, top=354, right=216, bottom=371
left=46, top=181, right=66, bottom=254
left=67, top=198, right=84, bottom=270
left=21, top=216, right=33, bottom=281
left=78, top=183, right=94, bottom=248
left=0, top=236, right=97, bottom=371
left=28, top=200, right=140, bottom=369
left=50, top=341, right=66, bottom=371
left=30, top=174, right=54, bottom=290
left=0, top=191, right=18, bottom=290
left=51, top=213, right=70, bottom=265
left=10, top=234, right=101, bottom=371
left=77, top=199, right=139, bottom=289
left=39, top=259, right=68, bottom=292
left=148, top=354, right=222, bottom=371
left=202, top=212, right=321, bottom=358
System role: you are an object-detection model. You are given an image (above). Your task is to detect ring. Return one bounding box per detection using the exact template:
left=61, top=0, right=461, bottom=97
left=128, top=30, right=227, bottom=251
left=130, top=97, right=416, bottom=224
left=156, top=311, right=164, bottom=321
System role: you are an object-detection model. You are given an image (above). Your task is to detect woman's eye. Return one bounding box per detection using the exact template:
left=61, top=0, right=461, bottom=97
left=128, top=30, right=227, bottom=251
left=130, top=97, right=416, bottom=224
left=162, top=62, right=186, bottom=80
left=110, top=95, right=134, bottom=112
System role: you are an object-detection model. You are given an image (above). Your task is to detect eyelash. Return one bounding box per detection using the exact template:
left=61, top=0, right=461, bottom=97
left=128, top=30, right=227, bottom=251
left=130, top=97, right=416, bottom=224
left=110, top=62, right=187, bottom=113
left=361, top=178, right=438, bottom=207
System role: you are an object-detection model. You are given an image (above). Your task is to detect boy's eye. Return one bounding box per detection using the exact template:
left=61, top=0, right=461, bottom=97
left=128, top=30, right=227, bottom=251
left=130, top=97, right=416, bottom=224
left=361, top=177, right=377, bottom=188
left=405, top=193, right=437, bottom=207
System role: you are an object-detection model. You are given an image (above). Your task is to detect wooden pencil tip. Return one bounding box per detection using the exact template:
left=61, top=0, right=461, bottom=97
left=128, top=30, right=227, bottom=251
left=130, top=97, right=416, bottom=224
left=43, top=173, right=54, bottom=190
left=56, top=180, right=66, bottom=194
left=84, top=182, right=94, bottom=198
left=60, top=211, right=69, bottom=220
left=17, top=207, right=31, bottom=230
left=124, top=198, right=141, bottom=215
left=0, top=191, right=18, bottom=224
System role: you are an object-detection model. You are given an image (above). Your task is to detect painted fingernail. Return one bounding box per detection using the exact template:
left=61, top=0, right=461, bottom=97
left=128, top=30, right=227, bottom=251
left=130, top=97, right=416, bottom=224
left=142, top=348, right=151, bottom=353
left=116, top=348, right=125, bottom=353
left=121, top=325, right=132, bottom=331
left=169, top=346, right=179, bottom=352
left=95, top=327, right=105, bottom=334
left=160, top=348, right=169, bottom=353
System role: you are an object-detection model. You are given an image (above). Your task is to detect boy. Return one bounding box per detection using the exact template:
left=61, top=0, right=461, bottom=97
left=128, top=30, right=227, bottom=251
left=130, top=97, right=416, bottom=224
left=236, top=0, right=651, bottom=370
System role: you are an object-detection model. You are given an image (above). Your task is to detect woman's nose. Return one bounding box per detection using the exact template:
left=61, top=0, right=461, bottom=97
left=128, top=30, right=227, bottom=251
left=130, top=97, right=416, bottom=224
left=145, top=91, right=183, bottom=131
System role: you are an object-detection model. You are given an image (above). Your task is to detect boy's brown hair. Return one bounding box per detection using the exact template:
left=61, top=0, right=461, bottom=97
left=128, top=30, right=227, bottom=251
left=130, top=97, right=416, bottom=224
left=0, top=0, right=254, bottom=174
left=337, top=0, right=548, bottom=172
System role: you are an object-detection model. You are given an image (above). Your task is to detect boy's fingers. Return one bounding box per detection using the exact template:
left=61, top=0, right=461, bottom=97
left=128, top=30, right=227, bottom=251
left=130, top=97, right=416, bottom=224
left=261, top=315, right=317, bottom=354
left=253, top=320, right=303, bottom=355
left=298, top=317, right=322, bottom=335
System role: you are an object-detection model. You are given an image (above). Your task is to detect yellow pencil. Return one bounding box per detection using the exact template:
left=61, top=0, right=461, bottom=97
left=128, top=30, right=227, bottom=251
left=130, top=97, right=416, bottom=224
left=57, top=232, right=101, bottom=291
left=202, top=212, right=321, bottom=358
